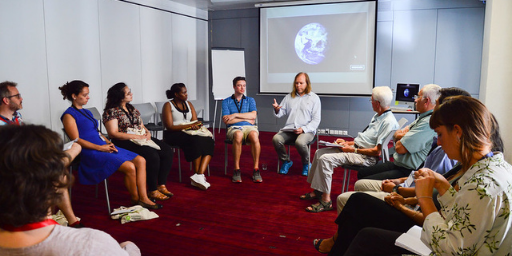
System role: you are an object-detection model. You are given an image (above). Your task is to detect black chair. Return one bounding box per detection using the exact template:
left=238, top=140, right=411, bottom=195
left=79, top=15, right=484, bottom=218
left=339, top=129, right=397, bottom=193
left=132, top=103, right=164, bottom=137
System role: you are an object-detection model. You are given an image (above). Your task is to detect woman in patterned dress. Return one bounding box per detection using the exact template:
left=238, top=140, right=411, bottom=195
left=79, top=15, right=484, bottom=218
left=103, top=82, right=174, bottom=202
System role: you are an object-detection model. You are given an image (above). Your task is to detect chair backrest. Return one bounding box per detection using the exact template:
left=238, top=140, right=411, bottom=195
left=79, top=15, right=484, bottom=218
left=381, top=129, right=397, bottom=163
left=85, top=107, right=105, bottom=133
left=398, top=117, right=409, bottom=129
left=132, top=103, right=156, bottom=125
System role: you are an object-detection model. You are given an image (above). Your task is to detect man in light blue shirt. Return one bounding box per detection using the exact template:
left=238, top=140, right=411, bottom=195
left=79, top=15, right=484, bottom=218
left=301, top=86, right=399, bottom=213
left=0, top=81, right=23, bottom=125
left=357, top=84, right=441, bottom=180
left=272, top=72, right=321, bottom=176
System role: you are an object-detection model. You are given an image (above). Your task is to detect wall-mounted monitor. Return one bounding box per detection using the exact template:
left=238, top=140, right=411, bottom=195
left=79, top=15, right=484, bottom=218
left=395, top=83, right=420, bottom=109
left=259, top=0, right=377, bottom=96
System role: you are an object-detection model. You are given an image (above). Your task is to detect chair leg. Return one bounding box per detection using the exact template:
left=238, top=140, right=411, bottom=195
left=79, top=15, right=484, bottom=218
left=307, top=144, right=311, bottom=172
left=276, top=144, right=292, bottom=173
left=342, top=168, right=348, bottom=193
left=225, top=143, right=228, bottom=175
left=177, top=149, right=182, bottom=183
left=104, top=179, right=111, bottom=214
left=346, top=171, right=351, bottom=193
left=68, top=167, right=73, bottom=198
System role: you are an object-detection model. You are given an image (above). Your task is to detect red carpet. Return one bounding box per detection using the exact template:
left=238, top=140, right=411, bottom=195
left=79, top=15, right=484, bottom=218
left=70, top=130, right=357, bottom=255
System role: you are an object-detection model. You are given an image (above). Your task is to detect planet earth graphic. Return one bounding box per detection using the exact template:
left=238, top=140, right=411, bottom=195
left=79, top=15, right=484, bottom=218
left=294, top=23, right=328, bottom=65
left=403, top=88, right=410, bottom=98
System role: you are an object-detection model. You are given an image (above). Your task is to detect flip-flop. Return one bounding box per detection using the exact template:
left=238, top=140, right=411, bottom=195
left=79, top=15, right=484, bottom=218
left=313, top=239, right=329, bottom=254
left=305, top=200, right=333, bottom=213
left=299, top=190, right=322, bottom=200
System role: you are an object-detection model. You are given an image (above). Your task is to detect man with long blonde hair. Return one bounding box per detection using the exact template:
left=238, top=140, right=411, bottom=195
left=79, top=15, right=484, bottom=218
left=272, top=72, right=321, bottom=176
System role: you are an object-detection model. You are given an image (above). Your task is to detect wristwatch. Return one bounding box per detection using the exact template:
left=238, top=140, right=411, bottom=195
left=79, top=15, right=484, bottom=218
left=392, top=184, right=401, bottom=193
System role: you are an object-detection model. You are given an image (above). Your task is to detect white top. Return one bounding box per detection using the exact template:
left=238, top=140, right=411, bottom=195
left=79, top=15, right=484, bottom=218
left=422, top=153, right=512, bottom=255
left=169, top=100, right=192, bottom=125
left=0, top=225, right=140, bottom=256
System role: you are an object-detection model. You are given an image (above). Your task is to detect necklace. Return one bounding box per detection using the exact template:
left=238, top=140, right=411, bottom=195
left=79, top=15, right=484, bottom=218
left=171, top=100, right=189, bottom=119
left=2, top=219, right=58, bottom=232
left=71, top=105, right=99, bottom=133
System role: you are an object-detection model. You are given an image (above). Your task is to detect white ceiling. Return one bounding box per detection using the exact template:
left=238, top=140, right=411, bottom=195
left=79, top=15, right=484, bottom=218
left=168, top=0, right=303, bottom=11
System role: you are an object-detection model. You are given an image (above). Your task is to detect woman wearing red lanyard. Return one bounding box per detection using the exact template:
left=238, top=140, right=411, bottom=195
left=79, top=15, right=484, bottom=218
left=0, top=125, right=140, bottom=255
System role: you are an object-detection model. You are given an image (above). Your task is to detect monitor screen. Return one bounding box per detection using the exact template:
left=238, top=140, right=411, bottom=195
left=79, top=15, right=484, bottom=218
left=396, top=83, right=420, bottom=102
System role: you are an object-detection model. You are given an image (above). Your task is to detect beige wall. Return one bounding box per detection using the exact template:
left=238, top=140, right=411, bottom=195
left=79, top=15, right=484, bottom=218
left=480, top=0, right=512, bottom=162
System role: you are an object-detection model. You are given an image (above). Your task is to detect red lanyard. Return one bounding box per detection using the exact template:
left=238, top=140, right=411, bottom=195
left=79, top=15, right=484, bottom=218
left=1, top=219, right=58, bottom=232
left=0, top=114, right=20, bottom=125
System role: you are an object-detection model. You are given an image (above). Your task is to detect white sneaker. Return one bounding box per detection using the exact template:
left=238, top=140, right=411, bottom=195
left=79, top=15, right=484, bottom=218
left=198, top=174, right=211, bottom=189
left=203, top=175, right=211, bottom=188
left=190, top=173, right=208, bottom=190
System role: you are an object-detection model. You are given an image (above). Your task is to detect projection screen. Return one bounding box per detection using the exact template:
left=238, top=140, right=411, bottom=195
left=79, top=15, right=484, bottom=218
left=260, top=0, right=377, bottom=96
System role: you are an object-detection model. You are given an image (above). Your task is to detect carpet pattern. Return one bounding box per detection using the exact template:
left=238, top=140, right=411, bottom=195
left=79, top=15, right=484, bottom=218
left=69, top=130, right=357, bottom=255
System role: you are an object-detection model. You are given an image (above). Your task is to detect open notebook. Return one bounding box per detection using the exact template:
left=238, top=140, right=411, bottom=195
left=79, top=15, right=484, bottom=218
left=395, top=225, right=432, bottom=256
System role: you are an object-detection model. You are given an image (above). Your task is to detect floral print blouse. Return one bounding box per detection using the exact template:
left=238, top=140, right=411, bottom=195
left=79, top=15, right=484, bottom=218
left=102, top=107, right=143, bottom=133
left=422, top=153, right=512, bottom=255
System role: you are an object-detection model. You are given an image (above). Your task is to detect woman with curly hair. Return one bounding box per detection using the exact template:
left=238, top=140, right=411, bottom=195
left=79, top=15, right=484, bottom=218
left=0, top=125, right=140, bottom=255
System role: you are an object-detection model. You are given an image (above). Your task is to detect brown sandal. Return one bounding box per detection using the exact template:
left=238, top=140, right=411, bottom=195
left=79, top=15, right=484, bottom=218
left=157, top=185, right=174, bottom=197
left=149, top=190, right=170, bottom=201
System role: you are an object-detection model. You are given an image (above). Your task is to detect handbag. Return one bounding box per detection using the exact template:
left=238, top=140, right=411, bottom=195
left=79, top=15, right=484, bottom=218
left=127, top=127, right=161, bottom=150
left=181, top=121, right=213, bottom=137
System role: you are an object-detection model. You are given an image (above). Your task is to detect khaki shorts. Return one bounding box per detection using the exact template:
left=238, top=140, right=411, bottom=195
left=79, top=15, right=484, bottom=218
left=226, top=126, right=259, bottom=144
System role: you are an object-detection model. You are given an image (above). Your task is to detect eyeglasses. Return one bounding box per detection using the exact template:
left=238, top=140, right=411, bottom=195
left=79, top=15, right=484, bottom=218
left=369, top=98, right=379, bottom=103
left=6, top=94, right=21, bottom=99
left=413, top=95, right=424, bottom=100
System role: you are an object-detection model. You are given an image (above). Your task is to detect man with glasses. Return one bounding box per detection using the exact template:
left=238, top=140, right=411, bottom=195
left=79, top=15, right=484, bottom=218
left=300, top=86, right=399, bottom=213
left=356, top=83, right=441, bottom=180
left=0, top=81, right=23, bottom=125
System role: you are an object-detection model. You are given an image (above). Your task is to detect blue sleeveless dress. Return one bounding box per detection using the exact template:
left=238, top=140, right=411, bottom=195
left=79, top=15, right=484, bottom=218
left=62, top=107, right=138, bottom=185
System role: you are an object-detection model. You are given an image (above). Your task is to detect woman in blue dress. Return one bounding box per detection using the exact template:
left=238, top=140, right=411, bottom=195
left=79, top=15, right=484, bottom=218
left=60, top=80, right=161, bottom=210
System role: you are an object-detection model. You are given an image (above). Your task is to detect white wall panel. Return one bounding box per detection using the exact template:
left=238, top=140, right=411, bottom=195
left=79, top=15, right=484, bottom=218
left=196, top=19, right=209, bottom=120
left=44, top=0, right=103, bottom=130
left=0, top=1, right=50, bottom=127
left=140, top=7, right=173, bottom=104
left=391, top=10, right=437, bottom=88
left=98, top=0, right=142, bottom=100
left=375, top=21, right=393, bottom=88
left=435, top=8, right=484, bottom=93
left=172, top=14, right=197, bottom=100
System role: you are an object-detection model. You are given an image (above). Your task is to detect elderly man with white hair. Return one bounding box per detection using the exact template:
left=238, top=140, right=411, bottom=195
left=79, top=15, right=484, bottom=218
left=356, top=83, right=441, bottom=181
left=300, top=86, right=399, bottom=213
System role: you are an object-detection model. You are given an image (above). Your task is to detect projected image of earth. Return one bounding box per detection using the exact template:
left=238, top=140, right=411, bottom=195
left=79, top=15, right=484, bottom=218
left=294, top=23, right=328, bottom=65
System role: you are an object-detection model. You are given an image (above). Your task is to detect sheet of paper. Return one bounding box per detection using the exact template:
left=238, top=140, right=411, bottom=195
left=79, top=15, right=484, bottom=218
left=63, top=138, right=78, bottom=151
left=280, top=127, right=297, bottom=132
left=318, top=140, right=344, bottom=148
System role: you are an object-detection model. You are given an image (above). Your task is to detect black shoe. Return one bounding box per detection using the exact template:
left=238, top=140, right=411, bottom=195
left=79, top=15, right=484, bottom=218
left=69, top=220, right=84, bottom=228
left=137, top=200, right=163, bottom=210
